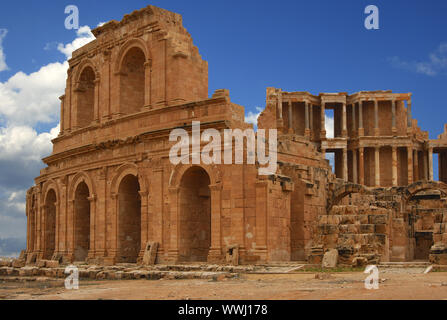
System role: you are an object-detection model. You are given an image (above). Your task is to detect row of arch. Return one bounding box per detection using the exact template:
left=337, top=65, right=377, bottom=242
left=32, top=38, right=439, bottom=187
left=38, top=164, right=215, bottom=263
left=329, top=180, right=447, bottom=210
left=74, top=38, right=151, bottom=127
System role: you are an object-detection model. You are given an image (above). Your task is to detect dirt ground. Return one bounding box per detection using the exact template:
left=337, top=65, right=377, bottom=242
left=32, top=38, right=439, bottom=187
left=1, top=268, right=447, bottom=300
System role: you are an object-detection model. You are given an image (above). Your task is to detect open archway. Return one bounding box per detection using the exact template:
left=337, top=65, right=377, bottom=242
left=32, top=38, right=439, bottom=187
left=118, top=174, right=141, bottom=263
left=119, top=47, right=146, bottom=115
left=74, top=181, right=90, bottom=261
left=44, top=189, right=57, bottom=260
left=76, top=66, right=95, bottom=127
left=179, top=166, right=211, bottom=262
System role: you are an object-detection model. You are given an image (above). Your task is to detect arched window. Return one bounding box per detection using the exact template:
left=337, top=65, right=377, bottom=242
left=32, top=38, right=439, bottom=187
left=119, top=47, right=146, bottom=115
left=76, top=66, right=95, bottom=127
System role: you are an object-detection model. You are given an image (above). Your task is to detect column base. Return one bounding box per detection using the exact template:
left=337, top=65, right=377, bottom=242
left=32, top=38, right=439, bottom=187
left=358, top=128, right=364, bottom=136
left=320, top=130, right=326, bottom=140
left=374, top=128, right=380, bottom=136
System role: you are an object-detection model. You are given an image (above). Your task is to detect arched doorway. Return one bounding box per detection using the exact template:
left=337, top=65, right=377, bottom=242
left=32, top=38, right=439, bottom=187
left=118, top=174, right=141, bottom=263
left=74, top=182, right=90, bottom=261
left=76, top=66, right=95, bottom=127
left=44, top=189, right=57, bottom=260
left=179, top=166, right=211, bottom=262
left=119, top=47, right=145, bottom=114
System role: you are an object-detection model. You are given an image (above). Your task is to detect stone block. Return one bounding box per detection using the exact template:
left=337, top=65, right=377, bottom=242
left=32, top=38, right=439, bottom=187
left=322, top=249, right=338, bottom=268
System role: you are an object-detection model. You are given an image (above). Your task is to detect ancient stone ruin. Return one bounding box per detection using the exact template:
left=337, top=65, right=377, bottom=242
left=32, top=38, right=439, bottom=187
left=23, top=5, right=447, bottom=268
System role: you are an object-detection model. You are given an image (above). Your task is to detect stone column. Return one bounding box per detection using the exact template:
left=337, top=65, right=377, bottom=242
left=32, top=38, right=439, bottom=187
left=342, top=103, right=347, bottom=137
left=343, top=148, right=348, bottom=181
left=413, top=150, right=419, bottom=182
left=305, top=101, right=310, bottom=138
left=59, top=95, right=65, bottom=135
left=407, top=147, right=413, bottom=184
left=358, top=101, right=364, bottom=136
left=93, top=78, right=100, bottom=124
left=407, top=99, right=412, bottom=132
left=320, top=102, right=326, bottom=139
left=352, top=149, right=358, bottom=184
left=87, top=194, right=97, bottom=259
left=359, top=147, right=365, bottom=185
left=277, top=91, right=283, bottom=119
left=423, top=151, right=428, bottom=180
left=392, top=147, right=398, bottom=186
left=374, top=100, right=379, bottom=136
left=144, top=60, right=152, bottom=108
left=391, top=99, right=397, bottom=135
left=352, top=103, right=356, bottom=136
left=375, top=147, right=380, bottom=187
left=288, top=100, right=293, bottom=134
left=429, top=147, right=434, bottom=181
left=138, top=190, right=149, bottom=261
left=208, top=183, right=223, bottom=262
left=167, top=187, right=180, bottom=263
left=309, top=104, right=313, bottom=135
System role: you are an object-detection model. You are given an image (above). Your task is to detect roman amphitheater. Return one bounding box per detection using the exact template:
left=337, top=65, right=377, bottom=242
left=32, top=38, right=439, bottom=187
left=22, top=5, right=447, bottom=267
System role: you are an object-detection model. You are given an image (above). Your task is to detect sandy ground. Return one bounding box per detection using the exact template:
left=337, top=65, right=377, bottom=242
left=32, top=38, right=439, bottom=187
left=1, top=268, right=447, bottom=300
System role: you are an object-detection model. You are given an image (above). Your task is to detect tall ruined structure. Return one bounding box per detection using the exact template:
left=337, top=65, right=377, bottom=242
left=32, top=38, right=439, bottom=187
left=25, top=5, right=447, bottom=267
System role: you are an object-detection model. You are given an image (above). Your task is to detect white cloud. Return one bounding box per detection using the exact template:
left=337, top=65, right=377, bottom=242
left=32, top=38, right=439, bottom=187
left=57, top=25, right=96, bottom=59
left=389, top=42, right=447, bottom=76
left=0, top=29, right=8, bottom=72
left=0, top=26, right=94, bottom=255
left=245, top=107, right=263, bottom=127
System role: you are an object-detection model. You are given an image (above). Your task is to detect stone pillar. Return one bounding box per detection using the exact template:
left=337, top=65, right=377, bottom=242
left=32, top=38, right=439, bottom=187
left=429, top=147, right=434, bottom=181
left=352, top=103, right=356, bottom=136
left=87, top=194, right=97, bottom=259
left=408, top=147, right=414, bottom=184
left=138, top=190, right=149, bottom=261
left=208, top=183, right=223, bottom=262
left=254, top=179, right=268, bottom=261
left=358, top=101, right=364, bottom=136
left=343, top=148, right=348, bottom=181
left=342, top=103, right=347, bottom=137
left=392, top=147, right=398, bottom=186
left=374, top=100, right=379, bottom=136
left=305, top=101, right=310, bottom=138
left=93, top=78, right=100, bottom=123
left=288, top=100, right=293, bottom=134
left=59, top=95, right=65, bottom=135
left=321, top=148, right=326, bottom=159
left=320, top=103, right=326, bottom=139
left=375, top=147, right=380, bottom=186
left=413, top=150, right=419, bottom=182
left=309, top=104, right=313, bottom=136
left=277, top=90, right=283, bottom=119
left=391, top=99, right=397, bottom=135
left=423, top=151, right=428, bottom=180
left=167, top=187, right=180, bottom=263
left=359, top=147, right=365, bottom=185
left=144, top=60, right=152, bottom=107
left=352, top=149, right=358, bottom=183
left=407, top=99, right=412, bottom=132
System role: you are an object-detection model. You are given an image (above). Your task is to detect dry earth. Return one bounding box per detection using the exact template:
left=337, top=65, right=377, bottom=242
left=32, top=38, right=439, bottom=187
left=0, top=268, right=447, bottom=300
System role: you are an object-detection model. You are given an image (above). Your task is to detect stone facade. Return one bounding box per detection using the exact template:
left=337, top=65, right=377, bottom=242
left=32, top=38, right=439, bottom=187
left=25, top=5, right=447, bottom=266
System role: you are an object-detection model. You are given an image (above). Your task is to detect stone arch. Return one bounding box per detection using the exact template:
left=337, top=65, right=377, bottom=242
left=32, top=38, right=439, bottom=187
left=111, top=163, right=148, bottom=195
left=115, top=38, right=151, bottom=115
left=42, top=180, right=59, bottom=260
left=169, top=163, right=219, bottom=189
left=74, top=60, right=99, bottom=127
left=328, top=183, right=370, bottom=211
left=73, top=181, right=91, bottom=261
left=68, top=171, right=96, bottom=201
left=403, top=181, right=447, bottom=202
left=114, top=38, right=150, bottom=73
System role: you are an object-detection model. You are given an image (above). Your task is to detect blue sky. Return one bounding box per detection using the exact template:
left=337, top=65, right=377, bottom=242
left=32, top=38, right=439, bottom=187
left=0, top=0, right=446, bottom=255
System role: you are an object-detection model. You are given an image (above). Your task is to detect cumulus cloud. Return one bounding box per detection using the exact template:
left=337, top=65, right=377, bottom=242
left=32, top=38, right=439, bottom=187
left=325, top=115, right=334, bottom=139
left=0, top=29, right=8, bottom=72
left=0, top=26, right=94, bottom=256
left=57, top=25, right=96, bottom=59
left=245, top=106, right=263, bottom=128
left=389, top=42, right=447, bottom=76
